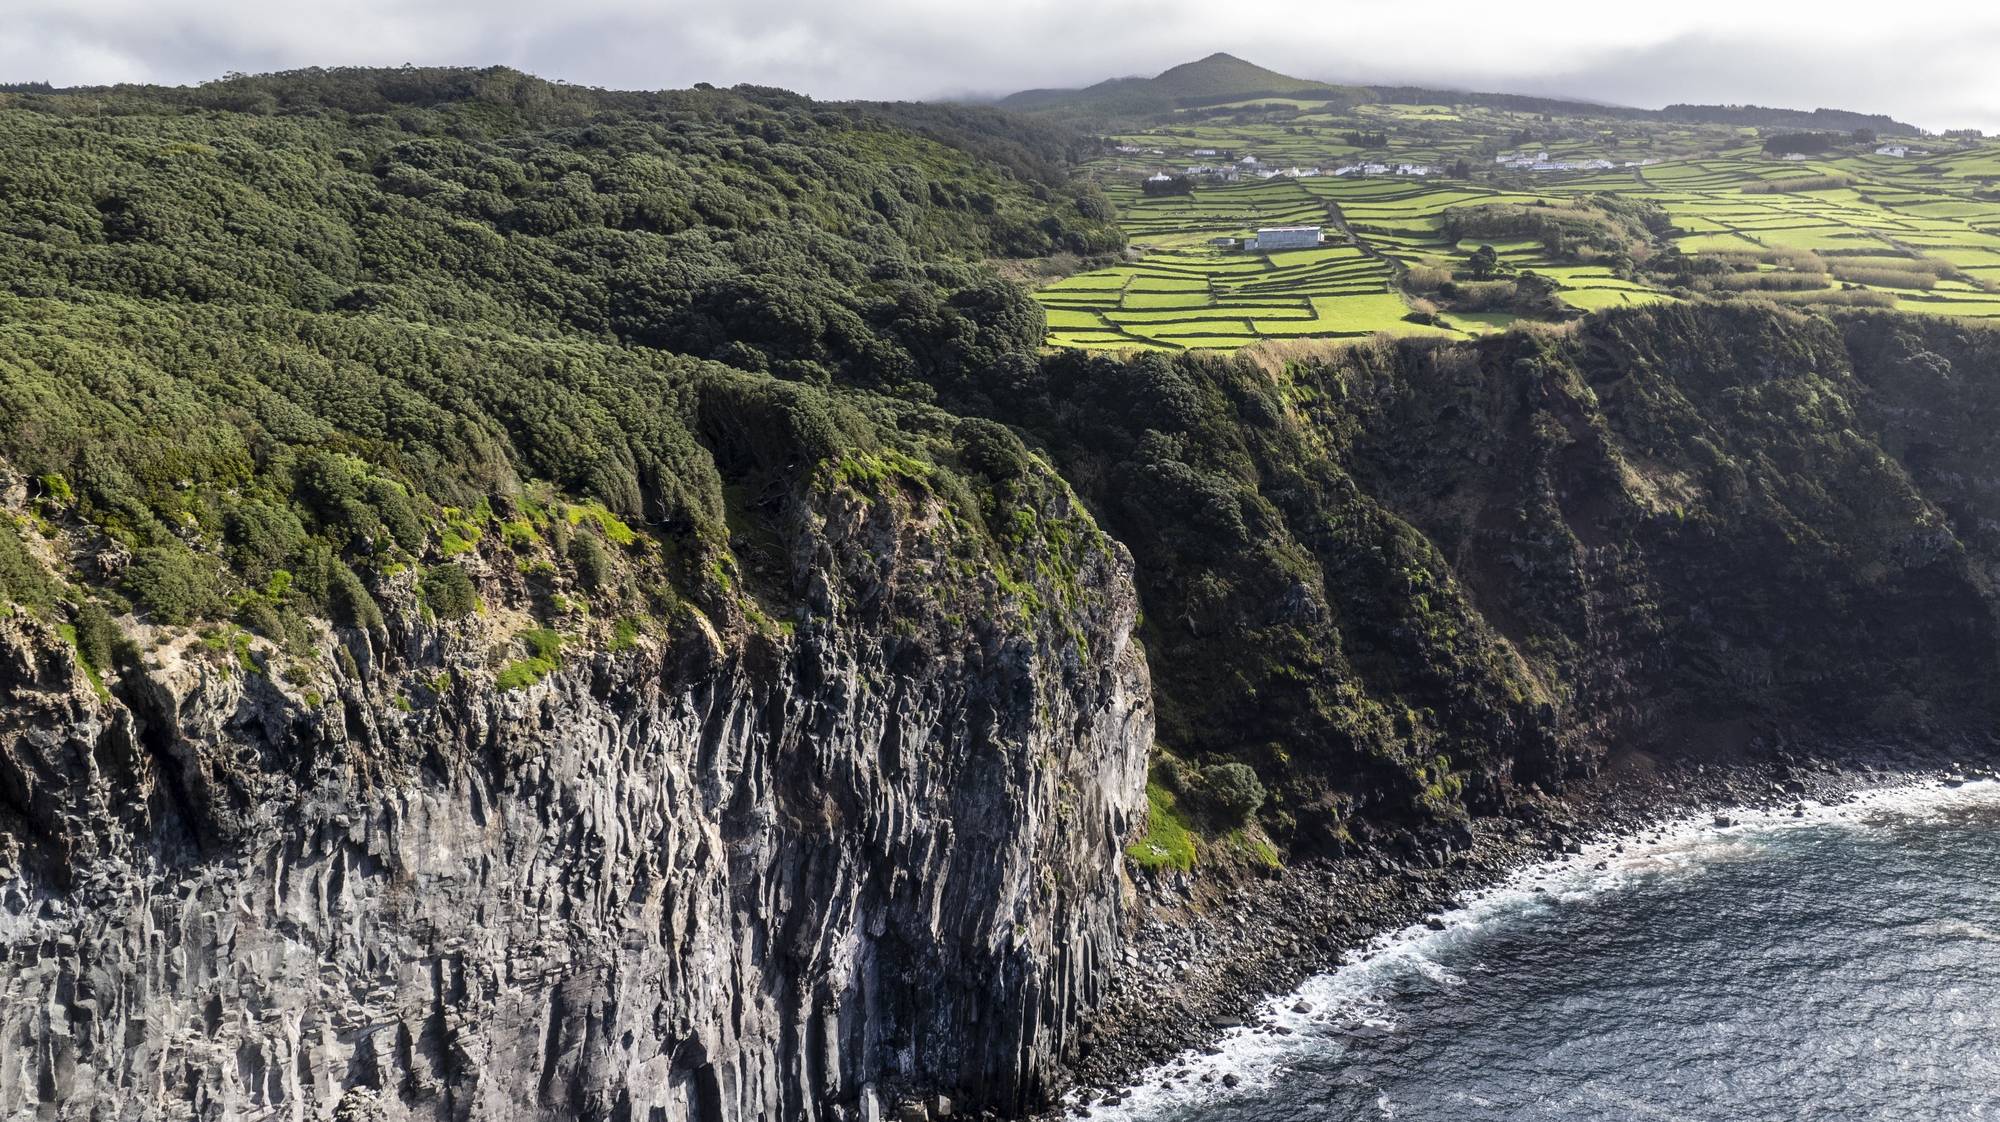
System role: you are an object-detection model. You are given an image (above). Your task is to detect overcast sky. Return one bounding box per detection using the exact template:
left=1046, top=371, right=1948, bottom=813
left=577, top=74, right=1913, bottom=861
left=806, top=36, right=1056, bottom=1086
left=5, top=0, right=1997, bottom=132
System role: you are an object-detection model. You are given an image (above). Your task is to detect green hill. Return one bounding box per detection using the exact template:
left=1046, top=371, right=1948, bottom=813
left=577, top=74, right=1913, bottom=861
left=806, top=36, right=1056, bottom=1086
left=1149, top=52, right=1337, bottom=100
left=997, top=52, right=1369, bottom=121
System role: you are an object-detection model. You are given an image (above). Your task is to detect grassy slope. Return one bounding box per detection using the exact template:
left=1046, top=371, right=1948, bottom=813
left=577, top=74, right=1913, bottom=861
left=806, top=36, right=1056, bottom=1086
left=1034, top=78, right=2000, bottom=350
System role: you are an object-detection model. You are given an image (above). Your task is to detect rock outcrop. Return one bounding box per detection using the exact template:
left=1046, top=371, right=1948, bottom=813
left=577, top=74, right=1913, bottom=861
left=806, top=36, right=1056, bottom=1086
left=0, top=475, right=1151, bottom=1121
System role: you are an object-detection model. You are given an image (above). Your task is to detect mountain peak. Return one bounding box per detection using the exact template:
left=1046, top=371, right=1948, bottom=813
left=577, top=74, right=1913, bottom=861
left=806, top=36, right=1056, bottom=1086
left=996, top=52, right=1363, bottom=118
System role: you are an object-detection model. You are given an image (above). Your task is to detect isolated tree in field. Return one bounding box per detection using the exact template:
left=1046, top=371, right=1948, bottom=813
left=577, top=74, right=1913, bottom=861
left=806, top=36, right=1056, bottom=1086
left=1468, top=244, right=1500, bottom=280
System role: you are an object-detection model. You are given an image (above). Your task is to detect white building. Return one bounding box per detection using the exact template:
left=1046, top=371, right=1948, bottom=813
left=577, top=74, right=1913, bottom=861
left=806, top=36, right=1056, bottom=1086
left=1495, top=151, right=1621, bottom=173
left=1146, top=172, right=1174, bottom=183
left=1253, top=225, right=1322, bottom=251
left=1877, top=145, right=1909, bottom=158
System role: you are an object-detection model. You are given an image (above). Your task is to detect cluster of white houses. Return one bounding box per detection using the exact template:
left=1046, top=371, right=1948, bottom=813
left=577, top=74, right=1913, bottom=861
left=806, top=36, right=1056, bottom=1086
left=1493, top=149, right=1659, bottom=172
left=1150, top=147, right=1671, bottom=183
left=1333, top=161, right=1435, bottom=177
left=1152, top=153, right=1438, bottom=183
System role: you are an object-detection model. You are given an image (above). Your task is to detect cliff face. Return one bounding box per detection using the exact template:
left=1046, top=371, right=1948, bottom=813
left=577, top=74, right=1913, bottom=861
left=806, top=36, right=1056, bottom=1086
left=969, top=306, right=2000, bottom=861
left=7, top=297, right=1999, bottom=1122
left=0, top=471, right=1151, bottom=1121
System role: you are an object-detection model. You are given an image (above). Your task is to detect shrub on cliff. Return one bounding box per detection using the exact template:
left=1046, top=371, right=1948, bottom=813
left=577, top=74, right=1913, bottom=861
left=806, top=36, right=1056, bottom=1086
left=124, top=544, right=216, bottom=626
left=0, top=522, right=58, bottom=617
left=419, top=564, right=478, bottom=621
left=567, top=532, right=610, bottom=591
left=71, top=601, right=120, bottom=671
left=1199, top=761, right=1267, bottom=824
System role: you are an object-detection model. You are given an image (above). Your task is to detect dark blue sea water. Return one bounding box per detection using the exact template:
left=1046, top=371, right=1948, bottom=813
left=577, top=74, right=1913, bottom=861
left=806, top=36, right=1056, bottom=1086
left=1089, top=782, right=2000, bottom=1122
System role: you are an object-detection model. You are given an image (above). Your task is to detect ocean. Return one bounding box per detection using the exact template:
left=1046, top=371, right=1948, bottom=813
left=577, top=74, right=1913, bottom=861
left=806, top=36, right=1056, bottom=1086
left=1084, top=781, right=2000, bottom=1121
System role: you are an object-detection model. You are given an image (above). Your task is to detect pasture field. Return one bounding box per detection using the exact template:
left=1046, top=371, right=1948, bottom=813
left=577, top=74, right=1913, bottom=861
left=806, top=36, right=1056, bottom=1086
left=1043, top=101, right=2000, bottom=353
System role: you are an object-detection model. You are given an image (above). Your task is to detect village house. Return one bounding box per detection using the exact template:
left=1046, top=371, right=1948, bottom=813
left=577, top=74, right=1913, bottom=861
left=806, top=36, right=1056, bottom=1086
left=1876, top=145, right=1909, bottom=158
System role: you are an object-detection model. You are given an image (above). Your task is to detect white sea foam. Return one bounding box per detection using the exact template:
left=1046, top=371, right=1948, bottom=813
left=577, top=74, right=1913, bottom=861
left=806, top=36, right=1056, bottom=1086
left=1073, top=777, right=2000, bottom=1120
left=1921, top=918, right=2000, bottom=942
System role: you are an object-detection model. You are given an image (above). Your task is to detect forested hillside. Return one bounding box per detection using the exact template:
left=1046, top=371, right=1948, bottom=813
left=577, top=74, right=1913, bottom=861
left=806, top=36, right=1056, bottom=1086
left=0, top=67, right=1121, bottom=672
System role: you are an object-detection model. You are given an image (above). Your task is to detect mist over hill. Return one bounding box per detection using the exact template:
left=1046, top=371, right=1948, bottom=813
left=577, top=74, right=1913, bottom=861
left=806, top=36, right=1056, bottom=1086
left=998, top=52, right=1370, bottom=119
left=990, top=52, right=1925, bottom=134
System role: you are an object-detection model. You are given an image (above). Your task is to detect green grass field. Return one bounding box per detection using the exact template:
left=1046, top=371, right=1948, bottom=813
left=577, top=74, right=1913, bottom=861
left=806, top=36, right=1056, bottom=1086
left=1040, top=103, right=2000, bottom=353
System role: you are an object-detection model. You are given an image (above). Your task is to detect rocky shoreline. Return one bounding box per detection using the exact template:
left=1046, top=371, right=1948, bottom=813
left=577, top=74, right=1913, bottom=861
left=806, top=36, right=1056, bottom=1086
left=1046, top=741, right=1998, bottom=1117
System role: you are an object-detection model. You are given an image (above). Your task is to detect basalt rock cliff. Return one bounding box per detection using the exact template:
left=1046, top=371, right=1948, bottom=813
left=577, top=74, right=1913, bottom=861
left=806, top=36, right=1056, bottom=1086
left=0, top=467, right=1150, bottom=1121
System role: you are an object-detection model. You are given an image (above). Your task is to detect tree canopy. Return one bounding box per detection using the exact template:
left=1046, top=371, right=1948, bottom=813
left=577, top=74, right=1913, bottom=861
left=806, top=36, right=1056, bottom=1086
left=0, top=67, right=1122, bottom=637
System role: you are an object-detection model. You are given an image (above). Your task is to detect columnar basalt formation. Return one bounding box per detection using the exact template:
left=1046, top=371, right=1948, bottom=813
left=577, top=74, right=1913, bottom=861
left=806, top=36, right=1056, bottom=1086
left=0, top=481, right=1152, bottom=1122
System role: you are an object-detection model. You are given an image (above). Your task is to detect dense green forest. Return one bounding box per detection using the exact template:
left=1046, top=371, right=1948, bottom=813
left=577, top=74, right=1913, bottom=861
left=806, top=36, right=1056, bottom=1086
left=0, top=66, right=1120, bottom=669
